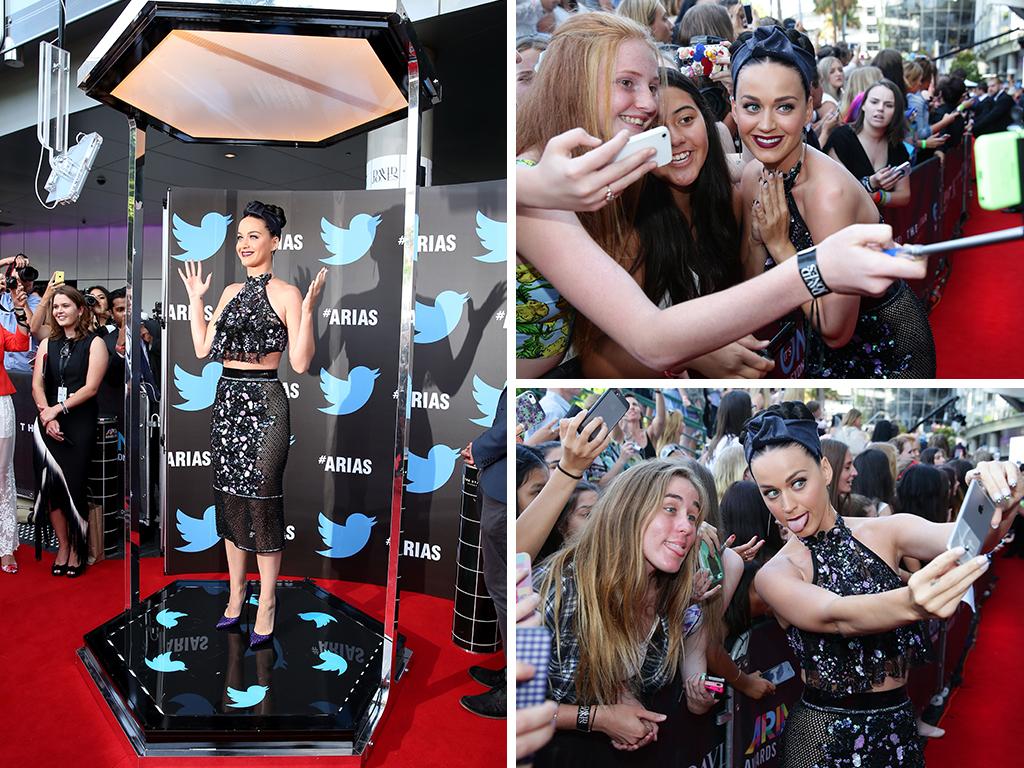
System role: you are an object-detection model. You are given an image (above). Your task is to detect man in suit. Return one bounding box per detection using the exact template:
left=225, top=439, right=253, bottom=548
left=460, top=388, right=507, bottom=718
left=973, top=77, right=1014, bottom=136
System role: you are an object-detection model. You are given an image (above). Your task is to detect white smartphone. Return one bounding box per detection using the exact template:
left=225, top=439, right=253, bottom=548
left=613, top=126, right=672, bottom=168
left=947, top=480, right=997, bottom=565
left=892, top=161, right=912, bottom=178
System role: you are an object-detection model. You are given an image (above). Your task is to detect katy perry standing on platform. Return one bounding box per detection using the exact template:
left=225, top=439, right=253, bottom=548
left=178, top=200, right=326, bottom=648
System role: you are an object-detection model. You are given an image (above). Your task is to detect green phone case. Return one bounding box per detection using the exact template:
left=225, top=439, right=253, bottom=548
left=698, top=539, right=724, bottom=587
left=975, top=132, right=1022, bottom=211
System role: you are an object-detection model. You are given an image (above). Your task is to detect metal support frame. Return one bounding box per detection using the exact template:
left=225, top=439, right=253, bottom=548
left=124, top=118, right=146, bottom=612
left=380, top=34, right=420, bottom=708
left=112, top=14, right=424, bottom=759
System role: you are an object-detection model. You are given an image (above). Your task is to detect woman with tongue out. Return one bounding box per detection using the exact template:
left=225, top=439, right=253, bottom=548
left=745, top=401, right=1022, bottom=767
left=733, top=26, right=935, bottom=378
left=531, top=460, right=716, bottom=765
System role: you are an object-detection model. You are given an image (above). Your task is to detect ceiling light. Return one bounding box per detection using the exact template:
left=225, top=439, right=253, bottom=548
left=77, top=0, right=439, bottom=147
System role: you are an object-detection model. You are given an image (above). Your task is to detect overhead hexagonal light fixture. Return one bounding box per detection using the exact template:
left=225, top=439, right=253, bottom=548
left=77, top=0, right=439, bottom=146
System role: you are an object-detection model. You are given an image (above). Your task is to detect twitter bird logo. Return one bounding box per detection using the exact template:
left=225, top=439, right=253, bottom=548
left=173, top=362, right=223, bottom=411
left=320, top=213, right=382, bottom=265
left=299, top=612, right=338, bottom=629
left=316, top=512, right=376, bottom=558
left=406, top=444, right=460, bottom=494
left=473, top=211, right=506, bottom=263
left=313, top=649, right=349, bottom=677
left=156, top=609, right=188, bottom=628
left=470, top=375, right=504, bottom=427
left=175, top=506, right=220, bottom=552
left=226, top=685, right=269, bottom=709
left=318, top=366, right=380, bottom=415
left=169, top=693, right=215, bottom=716
left=171, top=212, right=232, bottom=262
left=415, top=290, right=469, bottom=344
left=145, top=652, right=187, bottom=673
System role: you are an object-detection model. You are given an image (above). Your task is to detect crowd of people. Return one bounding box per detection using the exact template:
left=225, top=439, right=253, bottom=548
left=514, top=387, right=1023, bottom=766
left=516, top=2, right=1023, bottom=379
left=0, top=252, right=161, bottom=578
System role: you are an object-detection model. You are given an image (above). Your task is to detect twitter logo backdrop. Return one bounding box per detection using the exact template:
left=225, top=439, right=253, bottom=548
left=162, top=182, right=506, bottom=599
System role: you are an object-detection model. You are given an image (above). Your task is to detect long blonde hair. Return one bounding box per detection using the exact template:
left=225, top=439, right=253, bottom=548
left=617, top=0, right=664, bottom=29
left=839, top=65, right=883, bottom=121
left=517, top=12, right=662, bottom=356
left=817, top=56, right=842, bottom=101
left=537, top=460, right=707, bottom=704
left=713, top=443, right=747, bottom=500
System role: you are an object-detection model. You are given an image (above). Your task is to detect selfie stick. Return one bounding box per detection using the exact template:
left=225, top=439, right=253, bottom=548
left=883, top=226, right=1024, bottom=257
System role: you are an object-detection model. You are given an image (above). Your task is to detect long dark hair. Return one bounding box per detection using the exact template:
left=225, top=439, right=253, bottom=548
left=720, top=480, right=783, bottom=563
left=708, top=390, right=752, bottom=457
left=896, top=463, right=949, bottom=523
left=851, top=448, right=895, bottom=508
left=634, top=69, right=743, bottom=307
left=871, top=49, right=907, bottom=94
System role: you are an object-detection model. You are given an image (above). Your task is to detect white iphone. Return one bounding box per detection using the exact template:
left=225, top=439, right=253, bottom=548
left=613, top=126, right=672, bottom=168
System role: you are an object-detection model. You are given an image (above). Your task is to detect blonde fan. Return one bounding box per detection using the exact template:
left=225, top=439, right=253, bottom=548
left=537, top=460, right=707, bottom=704
left=517, top=12, right=664, bottom=356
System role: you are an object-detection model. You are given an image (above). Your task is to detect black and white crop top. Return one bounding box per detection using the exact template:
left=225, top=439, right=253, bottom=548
left=786, top=515, right=932, bottom=695
left=208, top=273, right=288, bottom=363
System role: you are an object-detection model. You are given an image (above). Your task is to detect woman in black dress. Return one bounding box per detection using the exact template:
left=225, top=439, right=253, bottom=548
left=823, top=79, right=911, bottom=209
left=734, top=27, right=935, bottom=378
left=32, top=286, right=108, bottom=577
left=178, top=200, right=326, bottom=648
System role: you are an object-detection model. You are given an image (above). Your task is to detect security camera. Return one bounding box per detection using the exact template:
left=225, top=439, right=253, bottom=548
left=97, top=175, right=106, bottom=186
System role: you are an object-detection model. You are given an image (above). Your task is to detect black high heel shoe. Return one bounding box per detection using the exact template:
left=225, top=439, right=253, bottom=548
left=51, top=562, right=67, bottom=577
left=66, top=561, right=86, bottom=578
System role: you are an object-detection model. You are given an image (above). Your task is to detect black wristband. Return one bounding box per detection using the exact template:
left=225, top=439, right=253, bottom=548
left=556, top=463, right=583, bottom=480
left=796, top=247, right=831, bottom=298
left=576, top=704, right=592, bottom=732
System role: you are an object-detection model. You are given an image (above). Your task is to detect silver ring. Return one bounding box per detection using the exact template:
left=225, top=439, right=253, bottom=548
left=605, top=185, right=616, bottom=202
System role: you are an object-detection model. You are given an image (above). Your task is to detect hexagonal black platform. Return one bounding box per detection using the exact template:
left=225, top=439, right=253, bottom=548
left=78, top=579, right=409, bottom=756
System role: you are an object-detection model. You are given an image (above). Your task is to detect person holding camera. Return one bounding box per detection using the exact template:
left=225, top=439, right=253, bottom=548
left=85, top=285, right=114, bottom=335
left=0, top=254, right=41, bottom=374
left=0, top=278, right=34, bottom=574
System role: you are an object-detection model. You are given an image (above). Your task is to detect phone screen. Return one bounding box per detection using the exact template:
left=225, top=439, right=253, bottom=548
left=743, top=3, right=752, bottom=25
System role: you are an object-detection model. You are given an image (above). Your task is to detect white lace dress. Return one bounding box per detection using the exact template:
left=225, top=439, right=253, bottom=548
left=0, top=395, right=18, bottom=557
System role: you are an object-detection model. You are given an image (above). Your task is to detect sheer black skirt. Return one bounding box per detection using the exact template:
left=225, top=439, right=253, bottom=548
left=807, top=280, right=936, bottom=379
left=211, top=368, right=289, bottom=553
left=780, top=687, right=924, bottom=768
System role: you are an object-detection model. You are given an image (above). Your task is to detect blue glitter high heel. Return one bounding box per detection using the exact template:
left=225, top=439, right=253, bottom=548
left=249, top=600, right=276, bottom=649
left=216, top=582, right=250, bottom=630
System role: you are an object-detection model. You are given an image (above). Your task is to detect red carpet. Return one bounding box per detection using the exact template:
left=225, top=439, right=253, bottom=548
left=0, top=545, right=504, bottom=767
left=925, top=553, right=1024, bottom=767
left=930, top=186, right=1024, bottom=377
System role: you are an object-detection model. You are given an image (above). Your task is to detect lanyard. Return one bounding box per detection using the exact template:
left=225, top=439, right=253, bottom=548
left=58, top=338, right=75, bottom=387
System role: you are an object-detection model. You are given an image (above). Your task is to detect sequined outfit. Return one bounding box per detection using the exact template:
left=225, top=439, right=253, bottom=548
left=766, top=161, right=936, bottom=378
left=780, top=516, right=929, bottom=768
left=209, top=274, right=289, bottom=553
